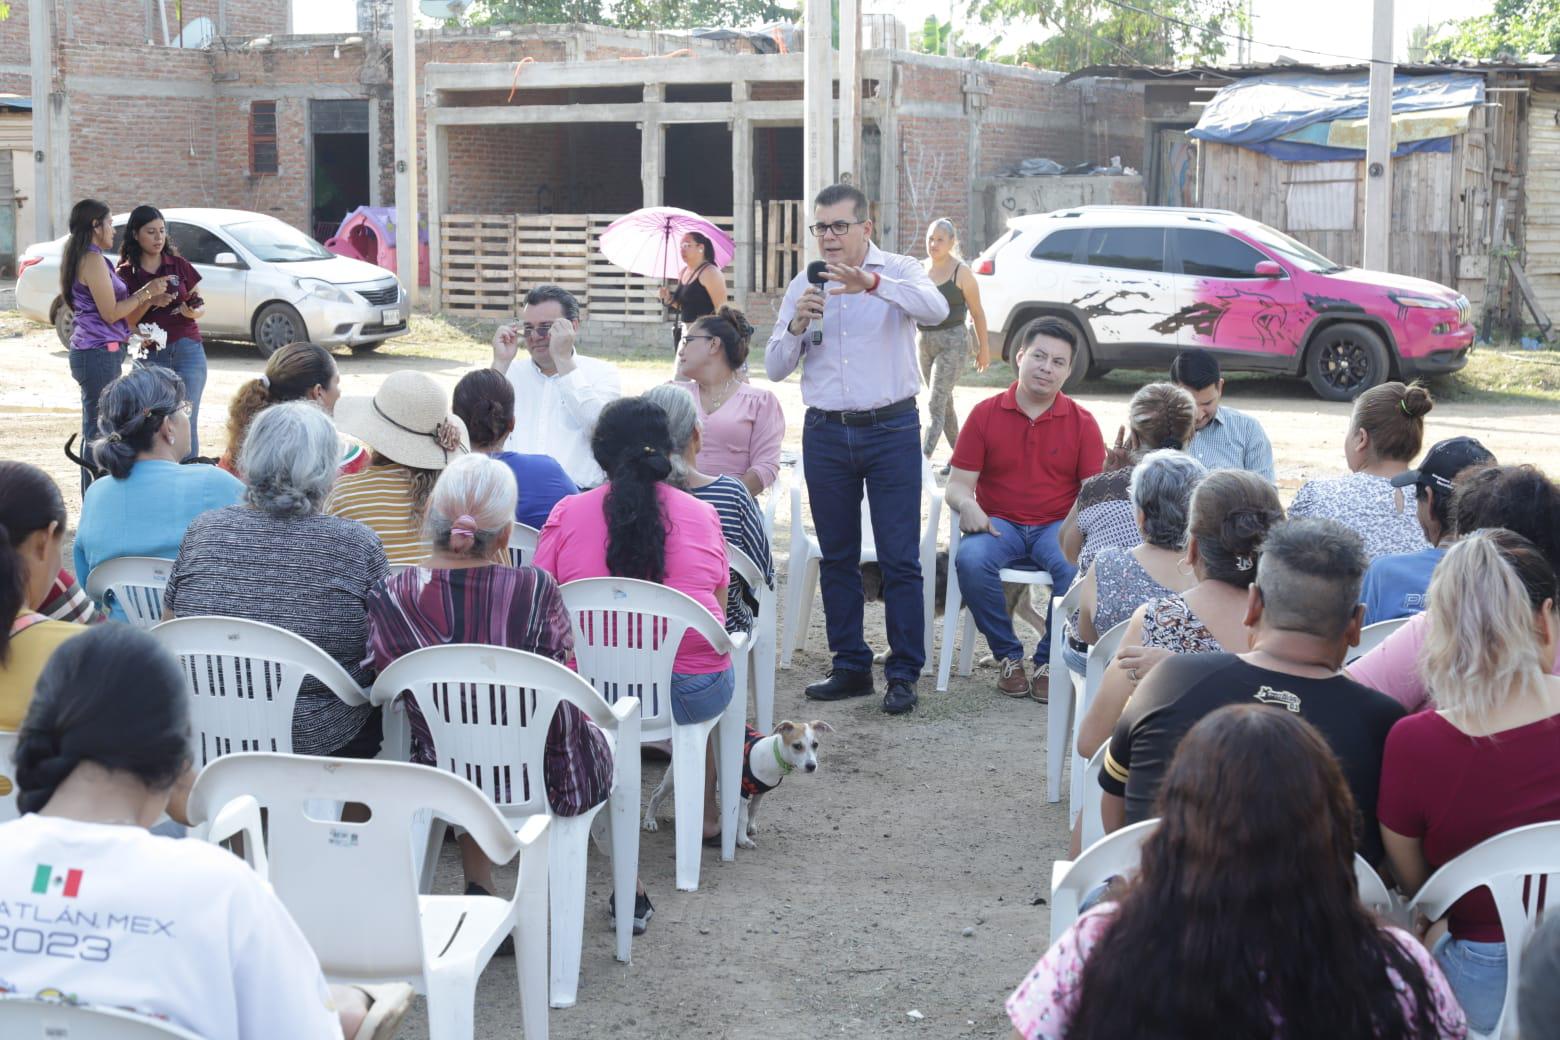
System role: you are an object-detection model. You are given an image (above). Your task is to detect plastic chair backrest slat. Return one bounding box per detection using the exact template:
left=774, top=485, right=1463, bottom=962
left=508, top=522, right=541, bottom=568
left=83, top=556, right=174, bottom=629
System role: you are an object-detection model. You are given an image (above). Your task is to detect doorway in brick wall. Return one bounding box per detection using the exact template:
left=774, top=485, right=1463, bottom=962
left=664, top=123, right=734, bottom=216
left=310, top=99, right=372, bottom=242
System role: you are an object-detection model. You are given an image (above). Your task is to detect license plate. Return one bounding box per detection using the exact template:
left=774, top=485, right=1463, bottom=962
left=382, top=308, right=401, bottom=325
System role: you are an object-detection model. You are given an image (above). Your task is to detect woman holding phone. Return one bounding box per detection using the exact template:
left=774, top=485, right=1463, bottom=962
left=60, top=199, right=170, bottom=493
left=118, top=205, right=209, bottom=460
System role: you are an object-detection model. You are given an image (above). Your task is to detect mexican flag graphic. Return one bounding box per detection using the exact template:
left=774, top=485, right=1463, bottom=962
left=31, top=864, right=84, bottom=898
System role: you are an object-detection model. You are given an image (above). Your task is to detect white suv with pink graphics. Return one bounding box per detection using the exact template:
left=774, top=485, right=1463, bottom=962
left=973, top=207, right=1473, bottom=401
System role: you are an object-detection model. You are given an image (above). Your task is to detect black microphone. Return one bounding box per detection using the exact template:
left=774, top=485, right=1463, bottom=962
left=805, top=260, right=828, bottom=346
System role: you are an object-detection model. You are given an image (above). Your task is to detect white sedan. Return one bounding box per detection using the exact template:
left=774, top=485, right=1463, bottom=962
left=16, top=207, right=410, bottom=357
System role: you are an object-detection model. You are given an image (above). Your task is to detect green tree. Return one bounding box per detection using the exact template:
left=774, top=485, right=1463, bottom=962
left=467, top=0, right=795, bottom=28
left=969, top=0, right=1246, bottom=71
left=1426, top=0, right=1560, bottom=60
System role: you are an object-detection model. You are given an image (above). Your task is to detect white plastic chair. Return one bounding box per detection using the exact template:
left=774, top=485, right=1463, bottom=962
left=370, top=645, right=640, bottom=1009
left=1409, top=820, right=1560, bottom=1040
left=1051, top=818, right=1402, bottom=946
left=147, top=616, right=370, bottom=769
left=1068, top=619, right=1129, bottom=821
left=728, top=542, right=778, bottom=732
left=559, top=577, right=745, bottom=891
left=0, top=730, right=18, bottom=823
left=0, top=998, right=205, bottom=1038
left=1077, top=744, right=1109, bottom=851
left=780, top=454, right=943, bottom=674
left=1346, top=616, right=1411, bottom=664
left=83, top=555, right=173, bottom=629
left=1045, top=581, right=1086, bottom=802
left=509, top=522, right=541, bottom=568
left=936, top=503, right=1054, bottom=691
left=188, top=753, right=550, bottom=1040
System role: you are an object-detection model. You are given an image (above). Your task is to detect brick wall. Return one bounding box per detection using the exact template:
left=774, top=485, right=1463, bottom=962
left=49, top=0, right=288, bottom=45
left=0, top=2, right=29, bottom=94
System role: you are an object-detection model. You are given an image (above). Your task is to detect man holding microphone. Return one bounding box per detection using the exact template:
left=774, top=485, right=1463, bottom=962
left=766, top=184, right=949, bottom=715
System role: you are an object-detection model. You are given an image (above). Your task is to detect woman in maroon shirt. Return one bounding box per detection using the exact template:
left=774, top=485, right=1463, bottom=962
left=117, top=205, right=208, bottom=460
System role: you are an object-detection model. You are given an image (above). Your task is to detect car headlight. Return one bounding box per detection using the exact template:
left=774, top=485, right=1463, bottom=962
left=1393, top=294, right=1453, bottom=309
left=296, top=278, right=353, bottom=305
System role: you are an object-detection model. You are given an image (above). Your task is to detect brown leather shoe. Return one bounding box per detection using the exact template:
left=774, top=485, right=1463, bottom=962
left=1029, top=665, right=1051, bottom=704
left=997, top=657, right=1030, bottom=697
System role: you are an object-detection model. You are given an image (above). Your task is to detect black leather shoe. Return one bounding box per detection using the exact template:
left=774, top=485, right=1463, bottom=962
left=882, top=679, right=918, bottom=715
left=805, top=669, right=876, bottom=701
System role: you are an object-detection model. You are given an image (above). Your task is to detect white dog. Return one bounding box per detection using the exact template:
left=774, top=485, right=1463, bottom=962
left=643, top=720, right=834, bottom=849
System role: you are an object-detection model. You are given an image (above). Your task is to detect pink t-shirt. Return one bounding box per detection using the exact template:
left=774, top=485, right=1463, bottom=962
left=1007, top=905, right=1467, bottom=1039
left=673, top=380, right=785, bottom=491
left=1348, top=612, right=1560, bottom=714
left=534, top=483, right=729, bottom=674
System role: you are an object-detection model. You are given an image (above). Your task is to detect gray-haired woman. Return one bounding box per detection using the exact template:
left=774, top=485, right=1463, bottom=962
left=164, top=401, right=389, bottom=759
left=1064, top=450, right=1207, bottom=672
left=918, top=219, right=991, bottom=462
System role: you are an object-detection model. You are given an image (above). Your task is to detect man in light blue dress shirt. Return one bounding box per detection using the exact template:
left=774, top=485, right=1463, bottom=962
left=766, top=184, right=948, bottom=715
left=1169, top=349, right=1275, bottom=483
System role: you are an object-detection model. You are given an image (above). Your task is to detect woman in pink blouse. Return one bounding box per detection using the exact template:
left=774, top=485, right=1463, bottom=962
left=1007, top=705, right=1466, bottom=1040
left=673, top=306, right=784, bottom=495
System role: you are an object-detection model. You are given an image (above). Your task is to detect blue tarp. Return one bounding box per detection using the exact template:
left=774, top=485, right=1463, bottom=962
left=1189, top=73, right=1484, bottom=161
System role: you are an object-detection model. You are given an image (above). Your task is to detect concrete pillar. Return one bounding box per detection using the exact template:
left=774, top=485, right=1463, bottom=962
left=1363, top=0, right=1393, bottom=271
left=732, top=83, right=754, bottom=309
left=392, top=0, right=419, bottom=304
left=839, top=0, right=861, bottom=185
left=426, top=113, right=447, bottom=311
left=641, top=83, right=664, bottom=208
left=879, top=68, right=900, bottom=251
left=29, top=0, right=57, bottom=244
left=803, top=0, right=835, bottom=258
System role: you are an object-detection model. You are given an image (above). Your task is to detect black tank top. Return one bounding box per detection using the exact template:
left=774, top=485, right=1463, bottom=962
left=920, top=262, right=969, bottom=331
left=673, top=263, right=716, bottom=324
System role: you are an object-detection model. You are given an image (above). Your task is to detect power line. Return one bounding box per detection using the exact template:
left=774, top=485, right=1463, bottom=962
left=1092, top=0, right=1394, bottom=67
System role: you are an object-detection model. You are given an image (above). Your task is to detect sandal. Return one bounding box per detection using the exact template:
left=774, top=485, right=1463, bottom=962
left=351, top=983, right=414, bottom=1040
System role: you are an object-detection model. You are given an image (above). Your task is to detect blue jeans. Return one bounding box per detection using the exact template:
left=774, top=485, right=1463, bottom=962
left=671, top=668, right=735, bottom=726
left=1433, top=933, right=1506, bottom=1034
left=143, top=336, right=208, bottom=459
left=802, top=406, right=924, bottom=682
left=954, top=516, right=1076, bottom=664
left=68, top=347, right=126, bottom=495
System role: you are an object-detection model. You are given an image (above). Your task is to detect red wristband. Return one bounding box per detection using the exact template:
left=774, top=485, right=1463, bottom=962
left=869, top=272, right=882, bottom=294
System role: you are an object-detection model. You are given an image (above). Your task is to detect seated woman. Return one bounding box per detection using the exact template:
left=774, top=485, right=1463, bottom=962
left=452, top=367, right=578, bottom=529
left=330, top=371, right=469, bottom=565
left=1007, top=704, right=1465, bottom=1039
left=672, top=306, right=784, bottom=495
left=0, top=463, right=84, bottom=729
left=0, top=624, right=411, bottom=1040
left=534, top=397, right=732, bottom=844
left=1063, top=450, right=1205, bottom=673
left=72, top=366, right=244, bottom=621
left=1077, top=469, right=1283, bottom=760
left=364, top=454, right=628, bottom=922
left=164, top=402, right=387, bottom=759
left=1288, top=381, right=1433, bottom=561
left=643, top=383, right=774, bottom=636
left=1058, top=382, right=1198, bottom=574
left=220, top=340, right=366, bottom=478
left=1379, top=529, right=1560, bottom=1034
left=1350, top=464, right=1560, bottom=713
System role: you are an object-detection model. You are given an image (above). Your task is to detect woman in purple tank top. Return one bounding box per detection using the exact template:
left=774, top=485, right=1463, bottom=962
left=59, top=199, right=172, bottom=494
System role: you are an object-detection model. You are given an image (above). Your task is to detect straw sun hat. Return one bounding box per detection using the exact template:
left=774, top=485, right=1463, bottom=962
left=334, top=371, right=470, bottom=471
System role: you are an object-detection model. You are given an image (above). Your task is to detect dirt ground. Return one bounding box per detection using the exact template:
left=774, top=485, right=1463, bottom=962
left=2, top=315, right=1559, bottom=1038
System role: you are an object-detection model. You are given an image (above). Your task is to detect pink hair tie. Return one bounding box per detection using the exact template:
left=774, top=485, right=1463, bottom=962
left=449, top=514, right=478, bottom=551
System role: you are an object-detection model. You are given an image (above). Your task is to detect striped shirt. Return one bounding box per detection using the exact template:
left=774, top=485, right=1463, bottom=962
left=687, top=475, right=774, bottom=634
left=326, top=462, right=427, bottom=565
left=1186, top=405, right=1275, bottom=483
left=364, top=564, right=612, bottom=816
left=163, top=505, right=388, bottom=755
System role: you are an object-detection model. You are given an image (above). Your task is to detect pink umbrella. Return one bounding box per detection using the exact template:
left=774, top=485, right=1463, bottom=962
left=599, top=206, right=734, bottom=279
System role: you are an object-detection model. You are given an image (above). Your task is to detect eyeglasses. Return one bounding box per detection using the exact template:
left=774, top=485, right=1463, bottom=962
left=521, top=322, right=554, bottom=340
left=680, top=334, right=716, bottom=347
left=808, top=220, right=867, bottom=238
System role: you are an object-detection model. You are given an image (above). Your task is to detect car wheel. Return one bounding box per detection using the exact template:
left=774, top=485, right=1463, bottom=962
left=252, top=302, right=307, bottom=359
left=53, top=304, right=74, bottom=348
left=1304, top=322, right=1391, bottom=401
left=1014, top=314, right=1092, bottom=393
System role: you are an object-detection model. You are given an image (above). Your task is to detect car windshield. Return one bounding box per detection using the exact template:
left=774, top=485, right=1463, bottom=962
left=222, top=219, right=332, bottom=263
left=1241, top=224, right=1346, bottom=274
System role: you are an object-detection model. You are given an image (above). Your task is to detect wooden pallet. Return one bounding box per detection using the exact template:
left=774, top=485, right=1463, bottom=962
left=587, top=214, right=667, bottom=322
left=441, top=214, right=517, bottom=317
left=515, top=214, right=590, bottom=307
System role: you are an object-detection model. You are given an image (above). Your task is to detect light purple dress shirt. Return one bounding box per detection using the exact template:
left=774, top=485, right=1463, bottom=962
left=764, top=242, right=949, bottom=412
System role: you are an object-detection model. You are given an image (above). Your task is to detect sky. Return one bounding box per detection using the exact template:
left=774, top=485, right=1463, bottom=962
left=292, top=0, right=1496, bottom=64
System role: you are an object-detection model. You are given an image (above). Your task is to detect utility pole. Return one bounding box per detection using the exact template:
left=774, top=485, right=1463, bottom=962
left=29, top=0, right=55, bottom=244
left=803, top=0, right=835, bottom=259
left=839, top=0, right=862, bottom=187
left=393, top=0, right=420, bottom=304
left=1362, top=0, right=1394, bottom=271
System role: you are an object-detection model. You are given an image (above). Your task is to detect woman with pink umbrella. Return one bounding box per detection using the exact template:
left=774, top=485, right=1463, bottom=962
left=599, top=208, right=732, bottom=352
left=658, top=232, right=728, bottom=347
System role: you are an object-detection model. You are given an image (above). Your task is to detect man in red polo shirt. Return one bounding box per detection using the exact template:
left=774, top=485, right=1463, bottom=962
left=945, top=317, right=1105, bottom=698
